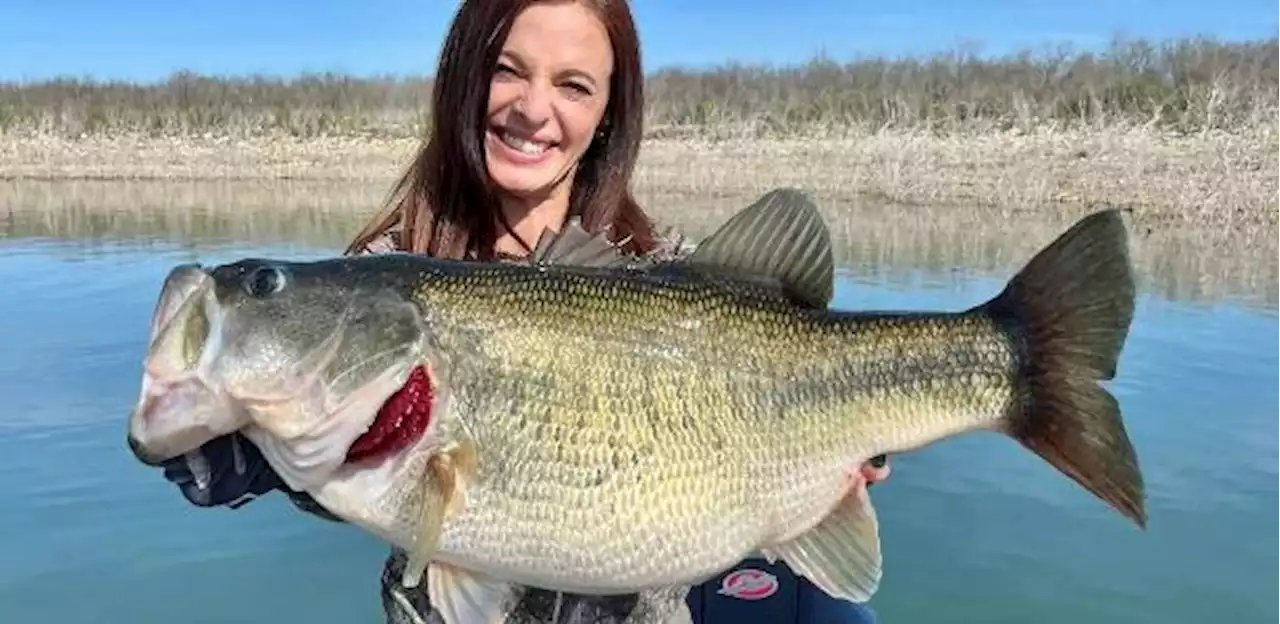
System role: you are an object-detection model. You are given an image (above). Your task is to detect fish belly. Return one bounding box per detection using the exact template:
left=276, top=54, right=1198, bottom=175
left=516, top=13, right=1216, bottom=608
left=429, top=446, right=854, bottom=594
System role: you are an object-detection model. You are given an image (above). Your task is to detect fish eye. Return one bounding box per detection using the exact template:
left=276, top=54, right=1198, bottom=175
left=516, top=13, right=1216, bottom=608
left=244, top=265, right=286, bottom=298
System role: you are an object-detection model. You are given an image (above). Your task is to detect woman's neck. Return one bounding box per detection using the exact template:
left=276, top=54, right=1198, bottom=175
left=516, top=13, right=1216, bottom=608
left=494, top=184, right=572, bottom=258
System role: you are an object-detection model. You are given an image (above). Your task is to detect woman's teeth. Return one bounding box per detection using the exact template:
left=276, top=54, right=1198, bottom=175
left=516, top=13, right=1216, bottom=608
left=499, top=131, right=550, bottom=155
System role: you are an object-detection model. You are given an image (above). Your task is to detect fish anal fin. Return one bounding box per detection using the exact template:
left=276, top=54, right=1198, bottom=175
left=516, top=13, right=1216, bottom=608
left=686, top=188, right=835, bottom=308
left=426, top=562, right=521, bottom=624
left=760, top=486, right=882, bottom=603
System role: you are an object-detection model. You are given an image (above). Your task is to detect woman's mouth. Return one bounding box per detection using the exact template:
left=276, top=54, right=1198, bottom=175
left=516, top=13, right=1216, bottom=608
left=489, top=128, right=555, bottom=165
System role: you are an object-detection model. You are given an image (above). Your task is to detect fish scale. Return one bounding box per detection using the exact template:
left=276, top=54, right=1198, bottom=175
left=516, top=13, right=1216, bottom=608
left=397, top=261, right=1023, bottom=593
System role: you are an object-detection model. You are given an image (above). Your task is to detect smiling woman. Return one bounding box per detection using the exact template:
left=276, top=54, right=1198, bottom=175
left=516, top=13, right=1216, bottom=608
left=484, top=1, right=615, bottom=237
left=344, top=0, right=655, bottom=264
left=145, top=1, right=888, bottom=623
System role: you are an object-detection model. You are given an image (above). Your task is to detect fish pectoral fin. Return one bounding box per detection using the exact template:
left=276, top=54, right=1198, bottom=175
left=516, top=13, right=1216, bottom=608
left=401, top=494, right=444, bottom=589
left=403, top=441, right=480, bottom=588
left=760, top=487, right=882, bottom=603
left=426, top=562, right=521, bottom=624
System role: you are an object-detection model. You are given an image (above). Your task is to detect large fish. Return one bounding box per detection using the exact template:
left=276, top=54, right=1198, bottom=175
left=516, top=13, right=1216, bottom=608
left=126, top=189, right=1145, bottom=624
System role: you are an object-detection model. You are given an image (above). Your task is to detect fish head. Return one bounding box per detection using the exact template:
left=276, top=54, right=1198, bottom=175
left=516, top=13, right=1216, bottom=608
left=126, top=256, right=430, bottom=492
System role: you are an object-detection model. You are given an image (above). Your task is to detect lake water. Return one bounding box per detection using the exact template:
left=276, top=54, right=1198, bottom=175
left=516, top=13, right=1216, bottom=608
left=1, top=180, right=1276, bottom=623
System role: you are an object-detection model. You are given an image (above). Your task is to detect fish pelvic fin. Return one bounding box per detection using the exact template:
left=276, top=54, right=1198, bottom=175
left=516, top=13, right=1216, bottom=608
left=426, top=562, right=521, bottom=624
left=759, top=484, right=882, bottom=603
left=980, top=209, right=1146, bottom=529
left=686, top=188, right=835, bottom=308
left=620, top=586, right=696, bottom=624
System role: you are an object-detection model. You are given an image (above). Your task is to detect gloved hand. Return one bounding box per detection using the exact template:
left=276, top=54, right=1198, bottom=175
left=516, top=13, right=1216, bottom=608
left=159, top=432, right=285, bottom=508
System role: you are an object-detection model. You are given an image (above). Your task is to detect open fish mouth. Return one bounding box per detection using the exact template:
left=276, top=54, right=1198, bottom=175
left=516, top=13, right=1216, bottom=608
left=125, top=259, right=437, bottom=492
left=126, top=264, right=244, bottom=466
left=127, top=370, right=245, bottom=466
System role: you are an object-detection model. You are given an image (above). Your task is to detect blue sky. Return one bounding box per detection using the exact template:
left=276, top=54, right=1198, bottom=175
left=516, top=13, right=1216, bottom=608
left=3, top=0, right=1276, bottom=81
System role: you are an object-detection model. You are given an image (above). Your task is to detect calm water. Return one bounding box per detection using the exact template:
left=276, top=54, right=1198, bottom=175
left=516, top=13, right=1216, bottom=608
left=0, top=181, right=1276, bottom=623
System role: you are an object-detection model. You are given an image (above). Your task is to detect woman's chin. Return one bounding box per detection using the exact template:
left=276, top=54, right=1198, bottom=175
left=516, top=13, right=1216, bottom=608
left=487, top=165, right=563, bottom=200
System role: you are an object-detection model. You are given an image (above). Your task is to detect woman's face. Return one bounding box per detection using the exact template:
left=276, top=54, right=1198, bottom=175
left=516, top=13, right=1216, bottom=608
left=484, top=1, right=613, bottom=204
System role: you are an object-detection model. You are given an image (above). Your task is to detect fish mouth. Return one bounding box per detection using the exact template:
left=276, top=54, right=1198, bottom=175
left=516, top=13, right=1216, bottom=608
left=126, top=371, right=245, bottom=466
left=126, top=264, right=246, bottom=466
left=126, top=261, right=436, bottom=492
left=128, top=363, right=433, bottom=476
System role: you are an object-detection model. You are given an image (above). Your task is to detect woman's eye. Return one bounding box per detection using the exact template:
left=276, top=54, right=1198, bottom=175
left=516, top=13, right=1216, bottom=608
left=560, top=82, right=593, bottom=98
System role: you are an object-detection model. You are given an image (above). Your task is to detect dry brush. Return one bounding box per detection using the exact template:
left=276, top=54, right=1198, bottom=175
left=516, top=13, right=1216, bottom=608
left=0, top=35, right=1274, bottom=139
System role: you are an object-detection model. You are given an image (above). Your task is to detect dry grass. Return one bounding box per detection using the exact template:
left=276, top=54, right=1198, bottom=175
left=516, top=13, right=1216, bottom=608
left=1, top=35, right=1274, bottom=232
left=2, top=36, right=1274, bottom=138
left=4, top=124, right=1275, bottom=233
left=633, top=126, right=1278, bottom=229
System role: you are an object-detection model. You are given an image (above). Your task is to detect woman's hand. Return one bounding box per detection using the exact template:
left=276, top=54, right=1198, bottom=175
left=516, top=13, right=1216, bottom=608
left=159, top=432, right=285, bottom=508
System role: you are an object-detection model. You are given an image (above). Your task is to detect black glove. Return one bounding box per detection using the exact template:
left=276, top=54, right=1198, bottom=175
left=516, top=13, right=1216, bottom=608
left=159, top=432, right=346, bottom=522
left=159, top=432, right=285, bottom=508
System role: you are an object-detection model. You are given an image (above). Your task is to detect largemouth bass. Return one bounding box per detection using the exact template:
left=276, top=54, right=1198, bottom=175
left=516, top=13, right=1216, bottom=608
left=126, top=189, right=1145, bottom=624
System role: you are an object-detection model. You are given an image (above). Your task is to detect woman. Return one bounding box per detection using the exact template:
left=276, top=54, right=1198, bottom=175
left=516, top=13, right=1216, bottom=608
left=157, top=1, right=892, bottom=622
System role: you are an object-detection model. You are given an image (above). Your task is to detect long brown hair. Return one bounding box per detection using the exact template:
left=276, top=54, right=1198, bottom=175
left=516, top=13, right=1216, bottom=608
left=344, top=0, right=656, bottom=259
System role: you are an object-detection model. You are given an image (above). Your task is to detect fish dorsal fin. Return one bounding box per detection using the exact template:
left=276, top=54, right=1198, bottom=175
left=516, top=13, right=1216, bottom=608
left=529, top=217, right=634, bottom=268
left=686, top=188, right=835, bottom=308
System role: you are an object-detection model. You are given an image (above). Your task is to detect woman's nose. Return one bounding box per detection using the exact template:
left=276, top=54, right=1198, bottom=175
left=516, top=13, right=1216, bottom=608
left=512, top=82, right=554, bottom=124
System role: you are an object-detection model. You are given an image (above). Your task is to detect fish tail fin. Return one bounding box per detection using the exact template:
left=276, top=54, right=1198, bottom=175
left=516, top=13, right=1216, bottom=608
left=980, top=209, right=1146, bottom=528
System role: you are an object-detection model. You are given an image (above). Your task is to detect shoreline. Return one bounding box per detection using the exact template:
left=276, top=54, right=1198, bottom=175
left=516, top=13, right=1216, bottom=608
left=2, top=126, right=1276, bottom=234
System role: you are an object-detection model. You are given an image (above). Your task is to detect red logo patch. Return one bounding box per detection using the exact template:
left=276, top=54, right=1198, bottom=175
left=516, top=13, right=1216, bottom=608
left=716, top=568, right=779, bottom=601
